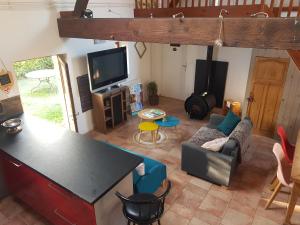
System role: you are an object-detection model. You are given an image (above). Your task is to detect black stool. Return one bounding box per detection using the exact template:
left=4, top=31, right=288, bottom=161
left=116, top=180, right=171, bottom=225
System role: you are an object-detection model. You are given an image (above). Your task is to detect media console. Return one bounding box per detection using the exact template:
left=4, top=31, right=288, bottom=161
left=92, top=86, right=129, bottom=133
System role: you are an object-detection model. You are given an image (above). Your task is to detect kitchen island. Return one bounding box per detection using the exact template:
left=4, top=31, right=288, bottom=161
left=0, top=114, right=143, bottom=225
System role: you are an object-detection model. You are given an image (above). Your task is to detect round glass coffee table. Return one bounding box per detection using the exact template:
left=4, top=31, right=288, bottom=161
left=138, top=108, right=166, bottom=121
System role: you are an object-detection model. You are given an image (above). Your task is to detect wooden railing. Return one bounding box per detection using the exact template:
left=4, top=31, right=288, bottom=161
left=134, top=0, right=300, bottom=17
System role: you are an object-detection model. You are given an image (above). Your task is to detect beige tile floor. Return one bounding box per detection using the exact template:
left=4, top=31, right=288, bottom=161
left=0, top=97, right=299, bottom=225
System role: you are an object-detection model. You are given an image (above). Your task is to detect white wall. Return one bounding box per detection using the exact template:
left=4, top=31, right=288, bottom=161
left=215, top=47, right=253, bottom=103
left=0, top=1, right=151, bottom=133
left=151, top=44, right=252, bottom=107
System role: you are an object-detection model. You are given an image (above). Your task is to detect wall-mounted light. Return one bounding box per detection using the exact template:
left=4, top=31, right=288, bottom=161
left=170, top=43, right=181, bottom=51
left=250, top=12, right=269, bottom=18
left=83, top=9, right=93, bottom=18
left=172, top=12, right=184, bottom=22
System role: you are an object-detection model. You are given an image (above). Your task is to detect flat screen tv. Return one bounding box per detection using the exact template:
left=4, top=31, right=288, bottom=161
left=87, top=47, right=128, bottom=93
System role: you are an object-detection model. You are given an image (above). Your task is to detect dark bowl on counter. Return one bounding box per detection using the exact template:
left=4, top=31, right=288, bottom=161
left=1, top=118, right=22, bottom=134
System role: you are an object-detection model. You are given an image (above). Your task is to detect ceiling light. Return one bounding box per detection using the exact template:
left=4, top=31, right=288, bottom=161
left=214, top=9, right=229, bottom=47
left=250, top=12, right=269, bottom=18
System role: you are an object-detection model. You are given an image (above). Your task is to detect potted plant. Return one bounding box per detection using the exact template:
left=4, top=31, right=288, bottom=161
left=147, top=81, right=159, bottom=106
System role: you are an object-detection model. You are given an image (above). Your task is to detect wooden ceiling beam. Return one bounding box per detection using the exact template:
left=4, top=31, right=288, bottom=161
left=57, top=17, right=300, bottom=50
left=73, top=0, right=89, bottom=17
left=60, top=0, right=90, bottom=18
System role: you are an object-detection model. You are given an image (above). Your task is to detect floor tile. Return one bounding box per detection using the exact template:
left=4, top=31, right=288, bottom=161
left=227, top=199, right=257, bottom=217
left=169, top=202, right=195, bottom=220
left=0, top=97, right=288, bottom=225
left=208, top=186, right=233, bottom=202
left=189, top=177, right=212, bottom=191
left=199, top=194, right=228, bottom=217
left=221, top=208, right=253, bottom=225
left=252, top=215, right=281, bottom=225
left=175, top=188, right=205, bottom=209
left=160, top=210, right=190, bottom=225
left=188, top=217, right=210, bottom=225
left=193, top=209, right=222, bottom=225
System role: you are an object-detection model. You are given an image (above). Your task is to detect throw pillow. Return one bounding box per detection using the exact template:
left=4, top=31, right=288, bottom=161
left=217, top=111, right=241, bottom=136
left=135, top=163, right=145, bottom=176
left=201, top=137, right=229, bottom=152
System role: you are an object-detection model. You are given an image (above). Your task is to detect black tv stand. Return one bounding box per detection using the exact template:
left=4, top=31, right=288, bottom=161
left=92, top=86, right=129, bottom=133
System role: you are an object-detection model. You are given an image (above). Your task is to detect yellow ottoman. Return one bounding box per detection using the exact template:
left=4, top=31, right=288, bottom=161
left=138, top=122, right=159, bottom=144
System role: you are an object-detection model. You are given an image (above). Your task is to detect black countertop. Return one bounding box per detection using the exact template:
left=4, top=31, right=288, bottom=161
left=0, top=114, right=142, bottom=204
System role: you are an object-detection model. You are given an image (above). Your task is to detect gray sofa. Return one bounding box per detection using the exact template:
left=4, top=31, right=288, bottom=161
left=181, top=113, right=252, bottom=186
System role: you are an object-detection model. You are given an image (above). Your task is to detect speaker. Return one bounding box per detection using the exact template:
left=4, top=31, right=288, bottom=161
left=112, top=94, right=123, bottom=126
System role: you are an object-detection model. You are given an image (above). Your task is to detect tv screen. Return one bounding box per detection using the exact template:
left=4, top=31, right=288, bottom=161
left=87, top=47, right=128, bottom=92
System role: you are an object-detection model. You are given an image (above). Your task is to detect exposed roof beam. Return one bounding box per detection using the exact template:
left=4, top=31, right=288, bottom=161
left=57, top=17, right=300, bottom=50
left=61, top=0, right=90, bottom=18
left=73, top=0, right=89, bottom=17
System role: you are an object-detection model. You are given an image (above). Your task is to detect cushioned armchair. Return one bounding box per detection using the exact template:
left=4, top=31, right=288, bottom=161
left=107, top=143, right=167, bottom=193
left=181, top=114, right=252, bottom=186
left=132, top=156, right=167, bottom=193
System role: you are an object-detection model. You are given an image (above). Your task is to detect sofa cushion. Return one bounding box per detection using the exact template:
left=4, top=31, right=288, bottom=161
left=229, top=118, right=252, bottom=156
left=189, top=127, right=226, bottom=146
left=135, top=163, right=145, bottom=176
left=217, top=111, right=241, bottom=136
left=201, top=137, right=229, bottom=152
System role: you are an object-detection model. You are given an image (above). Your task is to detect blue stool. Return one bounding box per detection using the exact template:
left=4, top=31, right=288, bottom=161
left=155, top=116, right=180, bottom=128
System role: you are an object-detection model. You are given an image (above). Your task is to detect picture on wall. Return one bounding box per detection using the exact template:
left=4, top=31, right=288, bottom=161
left=135, top=42, right=147, bottom=58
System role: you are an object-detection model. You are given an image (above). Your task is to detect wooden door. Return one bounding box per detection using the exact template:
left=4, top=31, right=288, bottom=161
left=247, top=57, right=289, bottom=137
left=57, top=55, right=78, bottom=132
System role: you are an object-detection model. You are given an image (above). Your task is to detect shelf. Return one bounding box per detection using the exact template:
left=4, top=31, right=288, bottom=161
left=92, top=86, right=129, bottom=133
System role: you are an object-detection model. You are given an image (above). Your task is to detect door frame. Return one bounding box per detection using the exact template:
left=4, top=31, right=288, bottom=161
left=246, top=56, right=289, bottom=136
left=56, top=54, right=79, bottom=132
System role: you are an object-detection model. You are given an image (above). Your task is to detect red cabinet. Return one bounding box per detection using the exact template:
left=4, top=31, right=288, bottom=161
left=0, top=152, right=97, bottom=225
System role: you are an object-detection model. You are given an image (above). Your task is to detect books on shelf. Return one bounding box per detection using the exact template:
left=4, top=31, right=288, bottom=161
left=129, top=83, right=143, bottom=115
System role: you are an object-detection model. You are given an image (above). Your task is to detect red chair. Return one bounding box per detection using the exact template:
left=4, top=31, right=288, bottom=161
left=265, top=143, right=293, bottom=209
left=277, top=126, right=295, bottom=164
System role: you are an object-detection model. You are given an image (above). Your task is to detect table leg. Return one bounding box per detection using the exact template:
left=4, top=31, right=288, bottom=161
left=138, top=130, right=142, bottom=143
left=31, top=79, right=43, bottom=93
left=270, top=176, right=279, bottom=191
left=46, top=77, right=54, bottom=92
left=284, top=182, right=300, bottom=225
left=152, top=131, right=156, bottom=145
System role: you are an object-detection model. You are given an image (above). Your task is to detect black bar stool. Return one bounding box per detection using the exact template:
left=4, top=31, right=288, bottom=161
left=116, top=180, right=171, bottom=225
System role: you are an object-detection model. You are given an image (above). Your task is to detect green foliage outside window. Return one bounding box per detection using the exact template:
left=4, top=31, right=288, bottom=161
left=14, top=56, right=54, bottom=78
